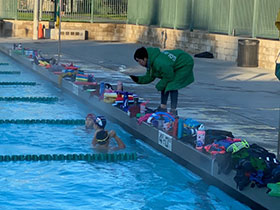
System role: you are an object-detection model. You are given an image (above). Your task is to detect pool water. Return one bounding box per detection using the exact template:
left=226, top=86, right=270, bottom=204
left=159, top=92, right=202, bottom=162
left=0, top=52, right=250, bottom=209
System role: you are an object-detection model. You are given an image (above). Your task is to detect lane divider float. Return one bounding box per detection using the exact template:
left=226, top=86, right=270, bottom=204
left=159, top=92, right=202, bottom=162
left=0, top=71, right=21, bottom=74
left=0, top=119, right=85, bottom=125
left=0, top=97, right=58, bottom=102
left=0, top=63, right=9, bottom=65
left=0, top=153, right=138, bottom=162
left=0, top=82, right=36, bottom=85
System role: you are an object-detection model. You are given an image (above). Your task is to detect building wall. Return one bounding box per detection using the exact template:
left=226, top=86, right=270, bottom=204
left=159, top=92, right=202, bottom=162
left=1, top=20, right=279, bottom=71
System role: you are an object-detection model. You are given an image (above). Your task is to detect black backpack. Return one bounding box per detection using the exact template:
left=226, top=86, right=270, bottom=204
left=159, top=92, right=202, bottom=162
left=205, top=129, right=234, bottom=145
left=194, top=51, right=214, bottom=58
left=248, top=144, right=279, bottom=173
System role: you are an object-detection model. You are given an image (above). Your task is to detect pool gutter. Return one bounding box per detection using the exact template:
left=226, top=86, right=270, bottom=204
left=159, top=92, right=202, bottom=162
left=0, top=47, right=279, bottom=210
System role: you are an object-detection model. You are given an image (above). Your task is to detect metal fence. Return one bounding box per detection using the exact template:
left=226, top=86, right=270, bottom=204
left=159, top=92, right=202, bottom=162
left=1, top=0, right=279, bottom=39
left=127, top=0, right=280, bottom=40
left=0, top=0, right=128, bottom=23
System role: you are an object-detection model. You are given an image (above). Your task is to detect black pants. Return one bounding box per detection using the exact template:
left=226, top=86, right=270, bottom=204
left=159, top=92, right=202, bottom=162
left=161, top=90, right=178, bottom=109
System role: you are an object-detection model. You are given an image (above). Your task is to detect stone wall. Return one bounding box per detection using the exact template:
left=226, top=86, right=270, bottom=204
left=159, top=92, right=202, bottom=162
left=126, top=24, right=280, bottom=71
left=1, top=20, right=279, bottom=71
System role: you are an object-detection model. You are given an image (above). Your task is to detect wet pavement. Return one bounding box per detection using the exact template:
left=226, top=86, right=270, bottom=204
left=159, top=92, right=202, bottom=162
left=0, top=37, right=279, bottom=154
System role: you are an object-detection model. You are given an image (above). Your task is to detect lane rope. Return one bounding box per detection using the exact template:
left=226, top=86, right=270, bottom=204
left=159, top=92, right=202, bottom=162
left=0, top=153, right=138, bottom=162
left=0, top=97, right=58, bottom=102
left=0, top=82, right=36, bottom=85
left=0, top=119, right=85, bottom=125
left=0, top=71, right=21, bottom=74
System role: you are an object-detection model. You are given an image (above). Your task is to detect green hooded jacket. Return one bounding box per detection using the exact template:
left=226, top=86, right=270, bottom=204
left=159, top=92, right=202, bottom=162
left=137, top=47, right=194, bottom=92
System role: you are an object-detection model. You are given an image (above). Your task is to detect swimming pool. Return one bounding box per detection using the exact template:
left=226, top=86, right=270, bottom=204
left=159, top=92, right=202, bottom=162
left=0, top=52, right=250, bottom=209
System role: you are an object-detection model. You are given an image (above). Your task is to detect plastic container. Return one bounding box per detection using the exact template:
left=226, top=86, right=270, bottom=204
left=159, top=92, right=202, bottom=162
left=140, top=102, right=147, bottom=114
left=128, top=98, right=140, bottom=118
left=99, top=82, right=105, bottom=99
left=172, top=117, right=179, bottom=138
left=196, top=124, right=205, bottom=150
left=117, top=81, right=123, bottom=91
left=158, top=115, right=165, bottom=130
left=122, top=92, right=129, bottom=112
left=177, top=118, right=184, bottom=139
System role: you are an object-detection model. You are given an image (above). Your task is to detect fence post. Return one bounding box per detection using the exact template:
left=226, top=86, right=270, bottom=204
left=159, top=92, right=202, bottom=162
left=54, top=0, right=57, bottom=22
left=189, top=0, right=194, bottom=31
left=39, top=0, right=43, bottom=21
left=227, top=0, right=234, bottom=35
left=174, top=0, right=178, bottom=29
left=208, top=0, right=213, bottom=31
left=14, top=0, right=18, bottom=20
left=91, top=0, right=94, bottom=23
left=252, top=0, right=259, bottom=38
left=33, top=0, right=39, bottom=40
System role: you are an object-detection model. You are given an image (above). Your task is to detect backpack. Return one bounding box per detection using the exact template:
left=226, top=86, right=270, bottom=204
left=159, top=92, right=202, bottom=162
left=205, top=129, right=234, bottom=145
left=234, top=167, right=251, bottom=191
left=248, top=144, right=279, bottom=173
left=194, top=51, right=214, bottom=58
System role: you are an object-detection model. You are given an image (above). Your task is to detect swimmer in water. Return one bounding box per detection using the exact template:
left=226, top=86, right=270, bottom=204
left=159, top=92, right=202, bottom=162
left=85, top=113, right=95, bottom=129
left=91, top=115, right=126, bottom=151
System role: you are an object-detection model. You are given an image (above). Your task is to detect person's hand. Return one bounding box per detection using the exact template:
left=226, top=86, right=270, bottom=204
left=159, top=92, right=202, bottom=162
left=129, top=75, right=138, bottom=83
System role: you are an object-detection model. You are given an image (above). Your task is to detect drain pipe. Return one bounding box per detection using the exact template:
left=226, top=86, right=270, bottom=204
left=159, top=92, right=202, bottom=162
left=39, top=0, right=43, bottom=21
left=57, top=0, right=62, bottom=64
left=33, top=0, right=39, bottom=40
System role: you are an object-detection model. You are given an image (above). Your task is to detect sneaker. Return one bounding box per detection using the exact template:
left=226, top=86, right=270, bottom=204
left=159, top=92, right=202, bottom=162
left=170, top=109, right=178, bottom=116
left=154, top=106, right=167, bottom=113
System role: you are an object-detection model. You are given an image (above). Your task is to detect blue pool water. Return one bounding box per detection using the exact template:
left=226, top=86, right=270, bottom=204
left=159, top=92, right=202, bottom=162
left=0, top=52, right=250, bottom=209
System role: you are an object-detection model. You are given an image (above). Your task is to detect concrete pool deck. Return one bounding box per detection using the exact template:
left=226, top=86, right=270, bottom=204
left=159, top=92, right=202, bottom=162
left=0, top=37, right=278, bottom=154
left=0, top=37, right=280, bottom=209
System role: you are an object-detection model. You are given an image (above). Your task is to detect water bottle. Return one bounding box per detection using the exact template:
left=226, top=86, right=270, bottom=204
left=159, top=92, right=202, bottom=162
left=172, top=117, right=179, bottom=138
left=117, top=81, right=123, bottom=91
left=122, top=92, right=129, bottom=112
left=158, top=115, right=165, bottom=130
left=128, top=97, right=140, bottom=118
left=99, top=82, right=105, bottom=100
left=177, top=118, right=184, bottom=139
left=196, top=124, right=205, bottom=150
left=140, top=102, right=147, bottom=114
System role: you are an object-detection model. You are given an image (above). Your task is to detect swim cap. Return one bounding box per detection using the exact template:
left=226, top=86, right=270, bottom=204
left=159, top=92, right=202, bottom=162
left=86, top=113, right=95, bottom=120
left=93, top=116, right=106, bottom=129
left=96, top=130, right=109, bottom=145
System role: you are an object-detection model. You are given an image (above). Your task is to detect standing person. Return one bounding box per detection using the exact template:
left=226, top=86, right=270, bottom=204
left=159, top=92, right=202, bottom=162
left=130, top=47, right=194, bottom=116
left=91, top=116, right=126, bottom=151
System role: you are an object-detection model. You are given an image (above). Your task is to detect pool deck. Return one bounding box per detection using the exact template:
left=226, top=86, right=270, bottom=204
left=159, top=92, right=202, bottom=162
left=0, top=37, right=280, bottom=209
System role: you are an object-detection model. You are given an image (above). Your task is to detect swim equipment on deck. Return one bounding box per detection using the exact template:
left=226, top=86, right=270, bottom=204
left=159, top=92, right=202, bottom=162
left=0, top=71, right=21, bottom=74
left=0, top=119, right=85, bottom=125
left=267, top=182, right=280, bottom=197
left=0, top=82, right=36, bottom=85
left=0, top=153, right=138, bottom=162
left=74, top=81, right=97, bottom=86
left=147, top=112, right=175, bottom=124
left=0, top=97, right=58, bottom=102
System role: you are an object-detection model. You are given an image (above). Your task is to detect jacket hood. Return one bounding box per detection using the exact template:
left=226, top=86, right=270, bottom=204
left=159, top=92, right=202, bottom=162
left=147, top=47, right=161, bottom=68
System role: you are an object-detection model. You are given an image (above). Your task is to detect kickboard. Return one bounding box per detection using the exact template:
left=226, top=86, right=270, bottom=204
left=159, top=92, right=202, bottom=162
left=74, top=81, right=97, bottom=86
